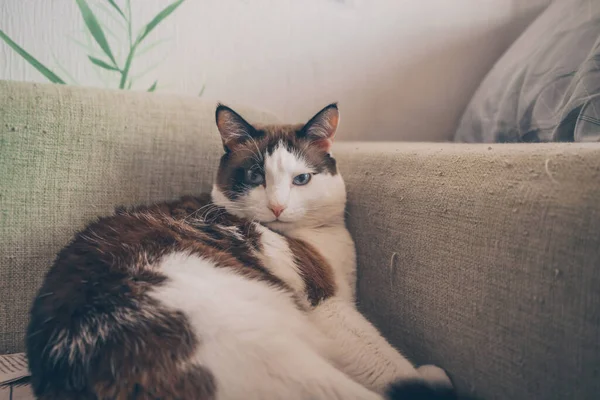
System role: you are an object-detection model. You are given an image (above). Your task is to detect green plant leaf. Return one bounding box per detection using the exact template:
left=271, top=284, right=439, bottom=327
left=88, top=56, right=121, bottom=71
left=198, top=83, right=206, bottom=97
left=107, top=0, right=126, bottom=19
left=147, top=80, right=158, bottom=92
left=0, top=29, right=65, bottom=84
left=51, top=53, right=79, bottom=85
left=136, top=37, right=171, bottom=57
left=136, top=0, right=184, bottom=44
left=96, top=15, right=120, bottom=43
left=96, top=3, right=127, bottom=30
left=69, top=36, right=104, bottom=60
left=75, top=0, right=118, bottom=67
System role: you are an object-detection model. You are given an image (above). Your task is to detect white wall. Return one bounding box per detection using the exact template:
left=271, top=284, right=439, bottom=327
left=0, top=0, right=551, bottom=140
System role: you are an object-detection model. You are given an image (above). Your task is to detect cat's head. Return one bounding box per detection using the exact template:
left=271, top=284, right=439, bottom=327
left=211, top=103, right=346, bottom=231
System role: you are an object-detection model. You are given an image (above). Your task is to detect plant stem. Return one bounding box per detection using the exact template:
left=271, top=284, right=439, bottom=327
left=127, top=0, right=133, bottom=48
left=119, top=43, right=137, bottom=89
left=118, top=0, right=135, bottom=89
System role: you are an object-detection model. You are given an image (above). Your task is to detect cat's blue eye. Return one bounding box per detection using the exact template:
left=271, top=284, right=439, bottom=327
left=246, top=169, right=264, bottom=185
left=293, top=173, right=312, bottom=186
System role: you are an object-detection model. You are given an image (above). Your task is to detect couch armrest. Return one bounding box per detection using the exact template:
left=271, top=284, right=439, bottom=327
left=335, top=142, right=600, bottom=400
left=0, top=81, right=278, bottom=354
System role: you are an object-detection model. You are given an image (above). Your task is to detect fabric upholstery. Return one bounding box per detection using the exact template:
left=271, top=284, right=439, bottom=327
left=456, top=0, right=600, bottom=143
left=335, top=142, right=600, bottom=400
left=1, top=80, right=600, bottom=399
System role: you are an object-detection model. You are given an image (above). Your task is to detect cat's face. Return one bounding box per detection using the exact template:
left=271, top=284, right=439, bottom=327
left=211, top=104, right=346, bottom=230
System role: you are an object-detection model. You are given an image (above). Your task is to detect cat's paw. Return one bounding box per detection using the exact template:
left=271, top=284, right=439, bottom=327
left=384, top=379, right=457, bottom=400
left=416, top=365, right=453, bottom=389
left=385, top=366, right=455, bottom=400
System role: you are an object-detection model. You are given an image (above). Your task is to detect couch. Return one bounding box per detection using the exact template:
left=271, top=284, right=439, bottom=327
left=1, top=79, right=599, bottom=399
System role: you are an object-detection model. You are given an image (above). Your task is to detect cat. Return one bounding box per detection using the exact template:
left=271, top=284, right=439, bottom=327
left=26, top=103, right=456, bottom=400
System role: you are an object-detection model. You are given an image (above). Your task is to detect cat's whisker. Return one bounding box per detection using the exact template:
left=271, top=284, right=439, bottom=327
left=245, top=134, right=264, bottom=162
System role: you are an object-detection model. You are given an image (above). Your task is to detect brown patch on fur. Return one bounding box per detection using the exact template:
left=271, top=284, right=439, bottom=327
left=286, top=237, right=337, bottom=306
left=27, top=196, right=291, bottom=400
left=91, top=308, right=216, bottom=400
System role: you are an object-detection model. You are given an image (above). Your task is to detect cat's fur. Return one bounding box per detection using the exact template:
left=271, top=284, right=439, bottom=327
left=26, top=104, right=455, bottom=399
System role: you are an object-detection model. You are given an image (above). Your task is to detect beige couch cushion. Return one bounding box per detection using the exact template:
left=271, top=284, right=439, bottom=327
left=334, top=142, right=600, bottom=400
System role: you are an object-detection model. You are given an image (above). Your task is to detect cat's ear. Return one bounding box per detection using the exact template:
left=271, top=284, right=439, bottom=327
left=300, top=103, right=339, bottom=152
left=215, top=104, right=256, bottom=152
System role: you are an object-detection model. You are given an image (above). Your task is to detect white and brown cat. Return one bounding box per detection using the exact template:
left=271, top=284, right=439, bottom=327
left=26, top=104, right=455, bottom=399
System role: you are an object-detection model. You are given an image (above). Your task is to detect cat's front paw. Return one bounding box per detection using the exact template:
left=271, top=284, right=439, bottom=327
left=384, top=378, right=456, bottom=400
left=385, top=366, right=455, bottom=400
left=416, top=364, right=453, bottom=389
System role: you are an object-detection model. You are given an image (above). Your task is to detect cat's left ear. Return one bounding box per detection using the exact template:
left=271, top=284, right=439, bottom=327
left=299, top=103, right=339, bottom=152
left=215, top=104, right=257, bottom=152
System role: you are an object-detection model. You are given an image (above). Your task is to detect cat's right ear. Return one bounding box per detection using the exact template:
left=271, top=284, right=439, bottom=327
left=299, top=103, right=339, bottom=152
left=215, top=104, right=255, bottom=152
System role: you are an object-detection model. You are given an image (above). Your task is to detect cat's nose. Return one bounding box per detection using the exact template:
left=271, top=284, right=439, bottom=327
left=269, top=205, right=286, bottom=218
